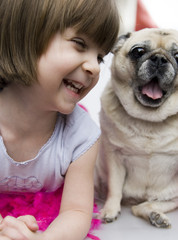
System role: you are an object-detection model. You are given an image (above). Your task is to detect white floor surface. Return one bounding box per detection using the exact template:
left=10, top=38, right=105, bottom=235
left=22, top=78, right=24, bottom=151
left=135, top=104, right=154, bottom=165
left=89, top=207, right=178, bottom=240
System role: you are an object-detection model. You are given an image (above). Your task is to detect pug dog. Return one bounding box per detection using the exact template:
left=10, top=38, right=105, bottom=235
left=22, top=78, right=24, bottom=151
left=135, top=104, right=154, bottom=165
left=95, top=28, right=178, bottom=228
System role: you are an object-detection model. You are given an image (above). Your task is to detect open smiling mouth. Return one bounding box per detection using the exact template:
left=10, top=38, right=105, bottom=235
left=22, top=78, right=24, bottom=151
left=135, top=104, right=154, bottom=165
left=63, top=79, right=84, bottom=94
left=136, top=77, right=167, bottom=107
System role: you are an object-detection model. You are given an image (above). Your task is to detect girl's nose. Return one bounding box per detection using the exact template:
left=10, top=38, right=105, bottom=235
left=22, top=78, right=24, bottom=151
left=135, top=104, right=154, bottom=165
left=82, top=56, right=100, bottom=78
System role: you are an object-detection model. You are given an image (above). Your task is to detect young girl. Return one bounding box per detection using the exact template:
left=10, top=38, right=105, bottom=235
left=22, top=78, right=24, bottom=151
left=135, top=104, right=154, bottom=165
left=0, top=0, right=119, bottom=239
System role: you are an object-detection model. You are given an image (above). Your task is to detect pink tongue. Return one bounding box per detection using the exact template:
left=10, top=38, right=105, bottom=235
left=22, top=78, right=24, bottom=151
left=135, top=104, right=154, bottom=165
left=142, top=81, right=163, bottom=100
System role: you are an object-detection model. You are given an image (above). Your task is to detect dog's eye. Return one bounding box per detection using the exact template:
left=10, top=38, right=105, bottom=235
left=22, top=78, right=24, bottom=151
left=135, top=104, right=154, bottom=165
left=130, top=47, right=146, bottom=59
left=174, top=53, right=178, bottom=64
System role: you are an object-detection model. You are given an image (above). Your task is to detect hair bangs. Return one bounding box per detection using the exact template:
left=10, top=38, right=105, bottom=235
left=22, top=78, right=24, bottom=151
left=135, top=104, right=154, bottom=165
left=63, top=0, right=120, bottom=54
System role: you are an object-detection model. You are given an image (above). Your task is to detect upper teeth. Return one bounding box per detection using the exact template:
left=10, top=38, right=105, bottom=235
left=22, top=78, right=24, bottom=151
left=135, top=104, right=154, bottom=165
left=66, top=80, right=83, bottom=90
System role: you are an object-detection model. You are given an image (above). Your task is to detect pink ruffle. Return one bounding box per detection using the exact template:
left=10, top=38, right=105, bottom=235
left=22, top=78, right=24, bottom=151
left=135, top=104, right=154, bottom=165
left=0, top=187, right=101, bottom=239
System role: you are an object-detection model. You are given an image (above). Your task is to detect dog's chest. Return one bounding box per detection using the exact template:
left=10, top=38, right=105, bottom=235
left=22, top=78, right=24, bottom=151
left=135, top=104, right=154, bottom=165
left=103, top=109, right=178, bottom=200
left=122, top=152, right=178, bottom=201
left=112, top=117, right=178, bottom=176
left=118, top=128, right=178, bottom=200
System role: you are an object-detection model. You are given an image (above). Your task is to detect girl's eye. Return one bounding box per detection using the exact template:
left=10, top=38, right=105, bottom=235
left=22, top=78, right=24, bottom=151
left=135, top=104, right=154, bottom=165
left=72, top=38, right=87, bottom=49
left=72, top=37, right=104, bottom=64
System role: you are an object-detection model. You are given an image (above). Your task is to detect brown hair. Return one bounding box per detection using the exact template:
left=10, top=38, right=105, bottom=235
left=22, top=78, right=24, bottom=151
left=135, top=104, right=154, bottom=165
left=0, top=0, right=120, bottom=88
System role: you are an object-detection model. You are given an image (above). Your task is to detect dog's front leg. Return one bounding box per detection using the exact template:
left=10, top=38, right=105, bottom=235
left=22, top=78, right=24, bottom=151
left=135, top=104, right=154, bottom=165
left=100, top=149, right=126, bottom=223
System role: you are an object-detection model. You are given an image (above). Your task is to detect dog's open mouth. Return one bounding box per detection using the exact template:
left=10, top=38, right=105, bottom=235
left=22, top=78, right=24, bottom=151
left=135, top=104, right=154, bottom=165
left=142, top=78, right=163, bottom=100
left=137, top=78, right=167, bottom=107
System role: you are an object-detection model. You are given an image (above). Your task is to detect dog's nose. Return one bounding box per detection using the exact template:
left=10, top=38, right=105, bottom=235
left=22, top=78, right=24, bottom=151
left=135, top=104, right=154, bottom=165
left=150, top=54, right=168, bottom=67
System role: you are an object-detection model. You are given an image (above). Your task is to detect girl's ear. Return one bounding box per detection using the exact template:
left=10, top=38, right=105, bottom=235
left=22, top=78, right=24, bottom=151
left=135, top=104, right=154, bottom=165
left=111, top=32, right=132, bottom=54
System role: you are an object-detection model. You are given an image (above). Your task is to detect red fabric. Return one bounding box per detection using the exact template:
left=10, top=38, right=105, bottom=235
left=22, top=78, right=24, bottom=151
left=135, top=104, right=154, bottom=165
left=0, top=188, right=101, bottom=239
left=135, top=0, right=157, bottom=31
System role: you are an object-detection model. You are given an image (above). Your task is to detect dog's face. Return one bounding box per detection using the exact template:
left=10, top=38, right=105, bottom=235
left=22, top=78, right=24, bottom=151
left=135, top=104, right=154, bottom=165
left=112, top=28, right=178, bottom=121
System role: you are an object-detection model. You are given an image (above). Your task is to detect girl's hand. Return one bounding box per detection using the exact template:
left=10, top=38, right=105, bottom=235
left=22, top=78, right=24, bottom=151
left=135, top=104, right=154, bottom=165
left=0, top=215, right=41, bottom=240
left=17, top=215, right=39, bottom=232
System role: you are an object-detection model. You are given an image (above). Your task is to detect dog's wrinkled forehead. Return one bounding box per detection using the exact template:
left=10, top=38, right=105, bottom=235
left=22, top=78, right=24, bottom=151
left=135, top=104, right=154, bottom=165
left=115, top=28, right=178, bottom=54
left=134, top=31, right=178, bottom=50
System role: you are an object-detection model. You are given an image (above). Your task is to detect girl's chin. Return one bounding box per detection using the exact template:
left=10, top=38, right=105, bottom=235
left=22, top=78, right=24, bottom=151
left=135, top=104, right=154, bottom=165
left=57, top=103, right=77, bottom=115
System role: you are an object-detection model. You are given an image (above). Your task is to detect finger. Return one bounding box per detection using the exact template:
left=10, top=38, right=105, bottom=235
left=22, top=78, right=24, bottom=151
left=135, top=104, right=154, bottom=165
left=0, top=216, right=16, bottom=229
left=17, top=215, right=39, bottom=231
left=0, top=216, right=36, bottom=239
left=0, top=214, right=4, bottom=231
left=0, top=214, right=3, bottom=223
left=0, top=226, right=22, bottom=239
left=0, top=236, right=11, bottom=240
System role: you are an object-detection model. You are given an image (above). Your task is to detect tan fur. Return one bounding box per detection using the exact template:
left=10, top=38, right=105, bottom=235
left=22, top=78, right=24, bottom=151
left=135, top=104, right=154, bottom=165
left=95, top=28, right=178, bottom=228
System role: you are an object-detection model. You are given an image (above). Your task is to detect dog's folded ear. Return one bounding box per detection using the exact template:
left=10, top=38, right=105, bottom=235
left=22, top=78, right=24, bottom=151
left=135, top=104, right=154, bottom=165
left=112, top=32, right=132, bottom=54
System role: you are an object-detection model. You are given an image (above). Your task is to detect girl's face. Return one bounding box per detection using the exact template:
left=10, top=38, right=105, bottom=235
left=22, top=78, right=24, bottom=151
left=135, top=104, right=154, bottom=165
left=36, top=28, right=105, bottom=114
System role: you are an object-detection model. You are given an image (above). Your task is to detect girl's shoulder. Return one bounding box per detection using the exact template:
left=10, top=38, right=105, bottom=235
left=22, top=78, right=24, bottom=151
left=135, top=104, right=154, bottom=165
left=65, top=104, right=91, bottom=125
left=66, top=104, right=100, bottom=133
left=56, top=105, right=101, bottom=162
left=58, top=104, right=98, bottom=129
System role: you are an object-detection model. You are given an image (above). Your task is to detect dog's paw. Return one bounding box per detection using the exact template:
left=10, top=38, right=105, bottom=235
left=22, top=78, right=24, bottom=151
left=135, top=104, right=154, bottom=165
left=100, top=207, right=121, bottom=223
left=149, top=212, right=171, bottom=228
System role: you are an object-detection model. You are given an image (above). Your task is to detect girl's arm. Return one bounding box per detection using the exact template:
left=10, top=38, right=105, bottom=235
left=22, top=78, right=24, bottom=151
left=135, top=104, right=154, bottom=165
left=43, top=139, right=99, bottom=240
